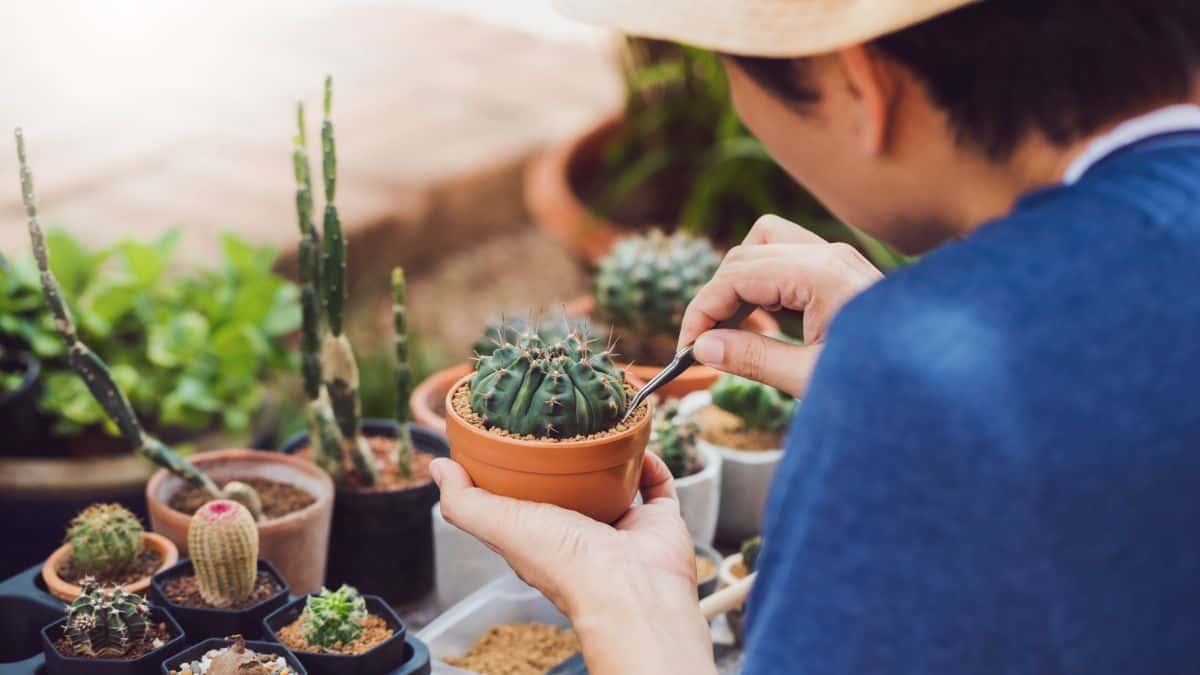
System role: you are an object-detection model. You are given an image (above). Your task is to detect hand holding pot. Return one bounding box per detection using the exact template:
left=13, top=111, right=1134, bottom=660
left=678, top=214, right=883, bottom=396
left=433, top=452, right=716, bottom=675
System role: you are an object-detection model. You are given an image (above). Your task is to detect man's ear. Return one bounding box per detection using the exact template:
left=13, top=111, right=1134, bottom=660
left=836, top=45, right=900, bottom=156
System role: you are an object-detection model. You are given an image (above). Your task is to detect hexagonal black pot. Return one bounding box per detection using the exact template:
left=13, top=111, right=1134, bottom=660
left=150, top=558, right=289, bottom=641
left=280, top=420, right=448, bottom=604
left=262, top=594, right=430, bottom=674
left=0, top=566, right=61, bottom=672
left=161, top=637, right=308, bottom=674
left=40, top=606, right=186, bottom=675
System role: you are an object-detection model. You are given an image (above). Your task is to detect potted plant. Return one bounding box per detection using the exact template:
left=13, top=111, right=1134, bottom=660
left=39, top=579, right=187, bottom=675
left=679, top=374, right=794, bottom=545
left=648, top=401, right=722, bottom=546
left=42, top=503, right=179, bottom=602
left=163, top=634, right=307, bottom=675
left=263, top=585, right=431, bottom=674
left=151, top=500, right=289, bottom=641
left=443, top=314, right=653, bottom=523
left=14, top=128, right=336, bottom=595
left=566, top=229, right=779, bottom=399
left=718, top=535, right=761, bottom=647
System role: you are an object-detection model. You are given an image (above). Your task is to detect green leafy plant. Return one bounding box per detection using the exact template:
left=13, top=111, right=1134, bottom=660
left=64, top=580, right=153, bottom=658
left=301, top=585, right=367, bottom=649
left=66, top=503, right=144, bottom=577
left=710, top=373, right=796, bottom=432
left=648, top=401, right=701, bottom=479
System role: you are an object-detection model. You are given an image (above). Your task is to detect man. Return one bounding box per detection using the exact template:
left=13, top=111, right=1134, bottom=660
left=433, top=1, right=1200, bottom=673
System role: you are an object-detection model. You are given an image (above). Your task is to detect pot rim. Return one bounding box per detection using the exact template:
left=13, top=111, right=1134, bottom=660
left=678, top=391, right=787, bottom=457
left=263, top=593, right=408, bottom=661
left=718, top=552, right=748, bottom=588
left=41, top=605, right=186, bottom=666
left=161, top=636, right=307, bottom=673
left=409, top=362, right=474, bottom=429
left=278, top=420, right=449, bottom=497
left=41, top=531, right=180, bottom=602
left=151, top=557, right=289, bottom=615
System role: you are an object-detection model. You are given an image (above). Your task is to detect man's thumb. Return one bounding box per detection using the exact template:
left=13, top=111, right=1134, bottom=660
left=691, top=329, right=817, bottom=397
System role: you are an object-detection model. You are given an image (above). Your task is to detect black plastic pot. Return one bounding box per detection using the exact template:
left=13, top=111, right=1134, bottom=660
left=263, top=594, right=431, bottom=674
left=0, top=565, right=61, bottom=673
left=161, top=637, right=308, bottom=674
left=40, top=606, right=187, bottom=675
left=150, top=558, right=290, bottom=641
left=0, top=352, right=52, bottom=458
left=280, top=420, right=448, bottom=604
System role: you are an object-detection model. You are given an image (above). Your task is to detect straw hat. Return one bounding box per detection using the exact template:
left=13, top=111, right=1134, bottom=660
left=554, top=0, right=979, bottom=57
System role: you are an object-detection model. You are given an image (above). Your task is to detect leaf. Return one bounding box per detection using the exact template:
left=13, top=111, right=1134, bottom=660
left=220, top=232, right=278, bottom=278
left=45, top=230, right=99, bottom=296
left=148, top=311, right=211, bottom=368
left=77, top=276, right=140, bottom=338
left=210, top=323, right=269, bottom=382
left=262, top=283, right=302, bottom=336
left=118, top=239, right=170, bottom=289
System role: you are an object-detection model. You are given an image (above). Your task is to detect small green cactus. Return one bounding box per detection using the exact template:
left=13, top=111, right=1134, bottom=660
left=649, top=402, right=701, bottom=479
left=188, top=500, right=259, bottom=608
left=471, top=314, right=594, bottom=359
left=64, top=579, right=153, bottom=658
left=469, top=319, right=627, bottom=438
left=741, top=536, right=762, bottom=574
left=301, top=585, right=367, bottom=649
left=710, top=374, right=796, bottom=432
left=594, top=229, right=720, bottom=339
left=66, top=504, right=143, bottom=577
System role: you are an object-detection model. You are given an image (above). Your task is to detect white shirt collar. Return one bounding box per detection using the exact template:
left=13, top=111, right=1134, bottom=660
left=1062, top=104, right=1200, bottom=184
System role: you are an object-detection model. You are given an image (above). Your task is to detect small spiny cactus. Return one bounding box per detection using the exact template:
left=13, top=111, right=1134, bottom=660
left=649, top=402, right=701, bottom=479
left=710, top=374, right=796, bottom=432
left=469, top=317, right=627, bottom=438
left=741, top=536, right=763, bottom=574
left=188, top=500, right=259, bottom=608
left=66, top=504, right=143, bottom=577
left=301, top=585, right=367, bottom=649
left=64, top=579, right=153, bottom=658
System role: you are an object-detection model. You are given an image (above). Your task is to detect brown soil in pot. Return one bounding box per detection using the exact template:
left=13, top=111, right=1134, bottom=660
left=445, top=623, right=580, bottom=675
left=57, top=547, right=163, bottom=586
left=696, top=405, right=784, bottom=451
left=275, top=613, right=393, bottom=655
left=696, top=556, right=716, bottom=583
left=294, top=435, right=435, bottom=492
left=451, top=383, right=648, bottom=443
left=161, top=571, right=282, bottom=609
left=730, top=560, right=749, bottom=580
left=168, top=477, right=315, bottom=519
left=53, top=621, right=172, bottom=659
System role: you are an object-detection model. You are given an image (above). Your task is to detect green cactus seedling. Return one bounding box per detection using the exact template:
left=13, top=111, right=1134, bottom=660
left=66, top=504, right=143, bottom=577
left=741, top=536, right=763, bottom=574
left=188, top=500, right=259, bottom=608
left=649, top=402, right=701, bottom=479
left=710, top=374, right=796, bottom=432
left=301, top=585, right=368, bottom=649
left=64, top=579, right=153, bottom=657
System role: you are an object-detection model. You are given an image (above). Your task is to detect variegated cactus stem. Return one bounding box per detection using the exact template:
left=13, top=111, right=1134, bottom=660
left=15, top=127, right=223, bottom=499
left=392, top=267, right=414, bottom=478
left=305, top=397, right=345, bottom=484
left=188, top=500, right=259, bottom=608
left=293, top=100, right=324, bottom=402
left=321, top=334, right=375, bottom=485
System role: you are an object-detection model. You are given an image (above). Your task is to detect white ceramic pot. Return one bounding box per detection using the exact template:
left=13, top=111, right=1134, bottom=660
left=678, top=391, right=785, bottom=546
left=718, top=552, right=749, bottom=646
left=432, top=502, right=511, bottom=611
left=673, top=442, right=722, bottom=547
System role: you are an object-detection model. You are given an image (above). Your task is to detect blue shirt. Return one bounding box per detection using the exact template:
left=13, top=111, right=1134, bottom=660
left=745, top=134, right=1200, bottom=674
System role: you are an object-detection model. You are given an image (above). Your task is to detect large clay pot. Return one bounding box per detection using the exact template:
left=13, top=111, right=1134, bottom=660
left=145, top=449, right=334, bottom=595
left=41, top=532, right=178, bottom=602
left=565, top=296, right=781, bottom=400
left=444, top=374, right=653, bottom=523
left=409, top=363, right=474, bottom=433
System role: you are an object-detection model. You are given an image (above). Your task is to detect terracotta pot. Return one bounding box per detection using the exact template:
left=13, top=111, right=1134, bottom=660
left=410, top=362, right=474, bottom=432
left=444, top=374, right=653, bottom=523
left=564, top=296, right=781, bottom=400
left=41, top=532, right=179, bottom=602
left=145, top=449, right=334, bottom=595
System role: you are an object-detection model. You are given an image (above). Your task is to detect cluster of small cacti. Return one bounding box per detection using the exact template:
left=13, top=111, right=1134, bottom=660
left=649, top=402, right=701, bottom=479
left=64, top=579, right=153, bottom=657
left=301, top=585, right=368, bottom=649
left=740, top=536, right=762, bottom=574
left=469, top=318, right=628, bottom=438
left=13, top=129, right=261, bottom=518
left=188, top=500, right=259, bottom=608
left=594, top=229, right=720, bottom=339
left=66, top=504, right=143, bottom=577
left=711, top=374, right=796, bottom=432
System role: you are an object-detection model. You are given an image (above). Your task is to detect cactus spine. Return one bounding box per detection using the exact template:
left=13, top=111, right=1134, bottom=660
left=648, top=402, right=701, bottom=479
left=66, top=504, right=143, bottom=577
left=710, top=374, right=796, bottom=432
left=472, top=313, right=594, bottom=359
left=188, top=500, right=259, bottom=608
left=64, top=580, right=152, bottom=657
left=392, top=268, right=414, bottom=478
left=301, top=585, right=367, bottom=649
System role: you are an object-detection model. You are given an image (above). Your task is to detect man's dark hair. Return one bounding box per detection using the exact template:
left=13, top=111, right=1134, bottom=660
left=733, top=0, right=1200, bottom=158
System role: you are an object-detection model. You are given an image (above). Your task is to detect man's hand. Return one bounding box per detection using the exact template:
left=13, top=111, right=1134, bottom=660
left=433, top=452, right=715, bottom=675
left=678, top=214, right=883, bottom=396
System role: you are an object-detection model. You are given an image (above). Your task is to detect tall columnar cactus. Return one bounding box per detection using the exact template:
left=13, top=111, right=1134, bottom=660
left=188, top=500, right=259, bottom=608
left=66, top=504, right=143, bottom=576
left=64, top=580, right=153, bottom=658
left=741, top=536, right=763, bottom=573
left=710, top=374, right=796, bottom=432
left=594, top=229, right=721, bottom=338
left=469, top=321, right=628, bottom=438
left=392, top=268, right=414, bottom=478
left=301, top=585, right=367, bottom=649
left=648, top=402, right=701, bottom=479
left=14, top=128, right=262, bottom=516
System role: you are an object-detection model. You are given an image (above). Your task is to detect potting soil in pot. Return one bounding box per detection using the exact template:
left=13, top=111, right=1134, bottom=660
left=161, top=571, right=283, bottom=609
left=169, top=636, right=296, bottom=675
left=695, top=556, right=716, bottom=583
left=696, top=406, right=783, bottom=451
left=276, top=613, right=394, bottom=655
left=452, top=384, right=649, bottom=442
left=324, top=435, right=436, bottom=491
left=444, top=623, right=580, bottom=675
left=53, top=620, right=173, bottom=659
left=57, top=547, right=163, bottom=586
left=169, top=477, right=315, bottom=519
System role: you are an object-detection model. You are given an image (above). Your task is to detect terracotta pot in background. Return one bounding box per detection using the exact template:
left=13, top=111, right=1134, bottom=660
left=444, top=374, right=653, bottom=523
left=410, top=362, right=474, bottom=432
left=41, top=532, right=178, bottom=602
left=145, top=449, right=334, bottom=595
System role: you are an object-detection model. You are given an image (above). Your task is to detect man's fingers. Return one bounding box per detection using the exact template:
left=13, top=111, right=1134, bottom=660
left=744, top=214, right=828, bottom=246
left=639, top=451, right=680, bottom=506
left=692, top=330, right=819, bottom=397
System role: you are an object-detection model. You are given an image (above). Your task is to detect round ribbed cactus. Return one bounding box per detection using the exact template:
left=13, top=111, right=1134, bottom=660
left=472, top=314, right=594, bottom=359
left=469, top=320, right=627, bottom=438
left=710, top=374, right=796, bottom=432
left=188, top=500, right=259, bottom=608
left=741, top=536, right=763, bottom=574
left=64, top=579, right=152, bottom=657
left=594, top=229, right=721, bottom=338
left=649, top=402, right=701, bottom=479
left=66, top=504, right=143, bottom=577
